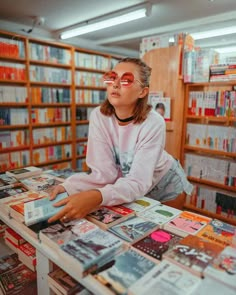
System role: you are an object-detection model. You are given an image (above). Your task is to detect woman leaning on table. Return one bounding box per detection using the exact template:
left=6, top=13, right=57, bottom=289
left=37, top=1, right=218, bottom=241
left=48, top=57, right=193, bottom=224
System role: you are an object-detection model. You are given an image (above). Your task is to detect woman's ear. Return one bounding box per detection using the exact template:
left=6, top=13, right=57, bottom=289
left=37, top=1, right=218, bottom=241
left=139, top=87, right=149, bottom=99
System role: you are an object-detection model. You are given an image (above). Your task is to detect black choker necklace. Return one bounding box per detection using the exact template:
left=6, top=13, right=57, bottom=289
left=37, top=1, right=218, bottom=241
left=114, top=112, right=134, bottom=123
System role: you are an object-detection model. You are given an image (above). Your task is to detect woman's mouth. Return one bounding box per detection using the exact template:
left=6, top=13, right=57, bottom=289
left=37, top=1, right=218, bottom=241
left=111, top=91, right=120, bottom=97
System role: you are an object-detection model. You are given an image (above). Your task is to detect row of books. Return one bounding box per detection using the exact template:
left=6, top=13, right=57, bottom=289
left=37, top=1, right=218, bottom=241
left=75, top=89, right=106, bottom=104
left=75, top=52, right=110, bottom=70
left=30, top=43, right=71, bottom=65
left=0, top=37, right=25, bottom=58
left=31, top=87, right=71, bottom=104
left=0, top=151, right=30, bottom=171
left=0, top=130, right=29, bottom=150
left=0, top=86, right=28, bottom=103
left=33, top=126, right=72, bottom=145
left=77, top=143, right=87, bottom=156
left=210, top=63, right=236, bottom=82
left=186, top=123, right=236, bottom=153
left=76, top=107, right=94, bottom=121
left=184, top=153, right=236, bottom=187
left=0, top=166, right=235, bottom=294
left=76, top=124, right=89, bottom=138
left=0, top=62, right=26, bottom=81
left=188, top=90, right=236, bottom=117
left=31, top=107, right=71, bottom=124
left=0, top=108, right=28, bottom=125
left=32, top=144, right=72, bottom=164
left=75, top=71, right=104, bottom=87
left=29, top=65, right=71, bottom=84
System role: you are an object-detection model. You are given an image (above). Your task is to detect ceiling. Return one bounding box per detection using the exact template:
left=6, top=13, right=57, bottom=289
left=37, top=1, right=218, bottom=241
left=0, top=0, right=236, bottom=57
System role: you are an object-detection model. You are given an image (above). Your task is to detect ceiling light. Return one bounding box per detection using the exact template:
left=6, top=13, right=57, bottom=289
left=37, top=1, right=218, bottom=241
left=215, top=46, right=236, bottom=53
left=60, top=6, right=150, bottom=40
left=191, top=26, right=236, bottom=40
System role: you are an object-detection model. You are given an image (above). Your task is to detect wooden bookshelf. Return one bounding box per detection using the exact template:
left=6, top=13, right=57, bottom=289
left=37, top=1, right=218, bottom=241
left=182, top=82, right=236, bottom=225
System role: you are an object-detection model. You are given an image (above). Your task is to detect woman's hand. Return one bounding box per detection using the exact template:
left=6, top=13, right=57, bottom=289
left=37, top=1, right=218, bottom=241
left=49, top=185, right=66, bottom=201
left=48, top=190, right=102, bottom=223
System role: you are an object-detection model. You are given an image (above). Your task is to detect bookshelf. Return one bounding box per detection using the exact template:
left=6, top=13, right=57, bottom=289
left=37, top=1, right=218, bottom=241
left=0, top=30, right=122, bottom=172
left=182, top=82, right=236, bottom=225
left=143, top=45, right=185, bottom=159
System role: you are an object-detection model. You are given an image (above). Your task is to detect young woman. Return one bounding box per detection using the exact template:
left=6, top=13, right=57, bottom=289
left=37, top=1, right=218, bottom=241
left=48, top=57, right=192, bottom=223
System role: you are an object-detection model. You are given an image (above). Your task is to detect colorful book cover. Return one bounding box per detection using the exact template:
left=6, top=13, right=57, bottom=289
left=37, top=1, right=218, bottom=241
left=87, top=205, right=134, bottom=229
left=0, top=184, right=28, bottom=199
left=0, top=253, right=21, bottom=275
left=129, top=260, right=202, bottom=295
left=197, top=219, right=235, bottom=248
left=24, top=192, right=68, bottom=226
left=122, top=196, right=160, bottom=213
left=93, top=249, right=155, bottom=295
left=6, top=166, right=42, bottom=180
left=163, top=234, right=224, bottom=277
left=204, top=246, right=236, bottom=290
left=60, top=228, right=123, bottom=277
left=0, top=173, right=17, bottom=188
left=164, top=211, right=212, bottom=237
left=132, top=228, right=182, bottom=261
left=138, top=203, right=181, bottom=226
left=108, top=215, right=159, bottom=243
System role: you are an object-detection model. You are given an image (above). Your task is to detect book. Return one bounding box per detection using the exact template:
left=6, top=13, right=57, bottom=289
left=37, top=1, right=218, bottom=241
left=18, top=242, right=36, bottom=272
left=108, top=215, right=159, bottom=244
left=121, top=196, right=160, bottom=214
left=163, top=211, right=212, bottom=237
left=92, top=248, right=156, bottom=295
left=6, top=166, right=42, bottom=180
left=39, top=219, right=98, bottom=251
left=197, top=219, right=235, bottom=248
left=47, top=267, right=87, bottom=295
left=43, top=168, right=80, bottom=180
left=128, top=260, right=202, bottom=295
left=0, top=263, right=37, bottom=295
left=24, top=192, right=68, bottom=226
left=0, top=253, right=21, bottom=275
left=86, top=205, right=135, bottom=230
left=204, top=246, right=236, bottom=290
left=0, top=184, right=28, bottom=199
left=20, top=173, right=63, bottom=194
left=60, top=227, right=124, bottom=278
left=4, top=227, right=25, bottom=246
left=0, top=173, right=18, bottom=189
left=137, top=203, right=181, bottom=226
left=163, top=234, right=224, bottom=277
left=132, top=228, right=182, bottom=262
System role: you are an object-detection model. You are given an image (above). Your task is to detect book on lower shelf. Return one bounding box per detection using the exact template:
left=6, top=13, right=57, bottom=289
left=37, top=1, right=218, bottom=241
left=92, top=248, right=156, bottom=295
left=0, top=253, right=21, bottom=275
left=128, top=260, right=202, bottom=295
left=86, top=205, right=135, bottom=230
left=163, top=234, right=224, bottom=278
left=24, top=192, right=68, bottom=226
left=108, top=215, right=159, bottom=244
left=18, top=242, right=36, bottom=272
left=163, top=211, right=212, bottom=237
left=132, top=228, right=182, bottom=262
left=203, top=246, right=236, bottom=290
left=6, top=166, right=42, bottom=180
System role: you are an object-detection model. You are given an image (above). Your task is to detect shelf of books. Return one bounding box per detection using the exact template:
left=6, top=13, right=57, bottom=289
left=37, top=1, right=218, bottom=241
left=182, top=82, right=236, bottom=226
left=0, top=167, right=236, bottom=295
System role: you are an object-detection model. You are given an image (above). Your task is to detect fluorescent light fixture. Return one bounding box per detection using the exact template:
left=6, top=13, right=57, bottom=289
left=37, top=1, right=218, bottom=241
left=61, top=8, right=148, bottom=39
left=215, top=46, right=236, bottom=53
left=191, top=26, right=236, bottom=40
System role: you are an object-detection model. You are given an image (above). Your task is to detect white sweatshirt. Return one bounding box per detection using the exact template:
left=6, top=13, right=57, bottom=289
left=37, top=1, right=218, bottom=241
left=62, top=107, right=174, bottom=206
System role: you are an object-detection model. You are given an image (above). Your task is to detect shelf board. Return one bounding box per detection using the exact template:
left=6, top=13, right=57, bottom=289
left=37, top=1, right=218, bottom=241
left=33, top=140, right=72, bottom=149
left=76, top=120, right=89, bottom=124
left=76, top=138, right=88, bottom=142
left=31, top=103, right=71, bottom=107
left=75, top=66, right=106, bottom=74
left=29, top=81, right=71, bottom=87
left=32, top=122, right=71, bottom=128
left=29, top=60, right=71, bottom=69
left=0, top=145, right=30, bottom=153
left=76, top=154, right=86, bottom=159
left=186, top=81, right=236, bottom=87
left=0, top=103, right=28, bottom=107
left=0, top=79, right=27, bottom=85
left=35, top=157, right=72, bottom=166
left=75, top=85, right=106, bottom=91
left=184, top=145, right=236, bottom=158
left=183, top=204, right=236, bottom=226
left=0, top=124, right=29, bottom=130
left=186, top=115, right=229, bottom=124
left=76, top=103, right=100, bottom=107
left=188, top=176, right=236, bottom=193
left=0, top=56, right=26, bottom=63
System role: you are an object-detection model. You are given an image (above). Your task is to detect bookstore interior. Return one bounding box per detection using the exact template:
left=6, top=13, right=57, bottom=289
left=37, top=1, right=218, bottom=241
left=0, top=1, right=236, bottom=294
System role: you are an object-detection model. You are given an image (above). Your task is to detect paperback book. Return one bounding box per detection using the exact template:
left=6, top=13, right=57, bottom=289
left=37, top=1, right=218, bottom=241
left=6, top=166, right=42, bottom=180
left=163, top=234, right=224, bottom=277
left=128, top=260, right=202, bottom=295
left=0, top=184, right=28, bottom=199
left=24, top=192, right=68, bottom=226
left=204, top=246, right=236, bottom=290
left=0, top=253, right=21, bottom=275
left=60, top=227, right=124, bottom=278
left=18, top=242, right=36, bottom=272
left=0, top=173, right=18, bottom=189
left=20, top=173, right=63, bottom=195
left=197, top=219, right=235, bottom=248
left=137, top=203, right=181, bottom=226
left=121, top=196, right=160, bottom=214
left=93, top=248, right=156, bottom=295
left=4, top=227, right=25, bottom=246
left=132, top=228, right=182, bottom=262
left=87, top=205, right=135, bottom=229
left=108, top=215, right=159, bottom=244
left=163, top=210, right=212, bottom=237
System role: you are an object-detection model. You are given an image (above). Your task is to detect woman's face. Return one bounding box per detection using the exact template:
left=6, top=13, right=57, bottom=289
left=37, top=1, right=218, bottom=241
left=106, top=62, right=146, bottom=112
